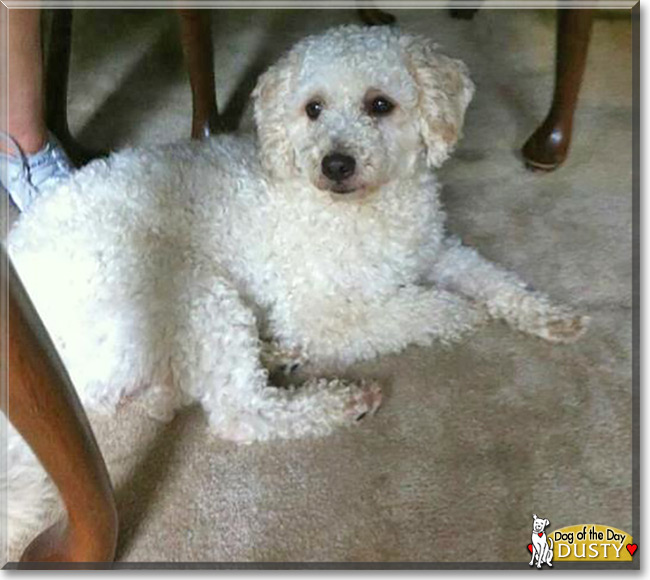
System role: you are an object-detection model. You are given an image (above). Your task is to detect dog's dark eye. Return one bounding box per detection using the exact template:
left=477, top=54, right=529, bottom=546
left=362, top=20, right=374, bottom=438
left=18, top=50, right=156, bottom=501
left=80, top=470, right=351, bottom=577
left=305, top=100, right=323, bottom=120
left=368, top=96, right=395, bottom=116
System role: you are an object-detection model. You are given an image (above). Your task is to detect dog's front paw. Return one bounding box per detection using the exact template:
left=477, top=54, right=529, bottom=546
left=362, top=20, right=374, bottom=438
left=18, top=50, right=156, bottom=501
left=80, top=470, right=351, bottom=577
left=261, top=342, right=307, bottom=375
left=529, top=306, right=589, bottom=344
left=541, top=311, right=589, bottom=343
left=344, top=380, right=383, bottom=421
left=505, top=292, right=589, bottom=344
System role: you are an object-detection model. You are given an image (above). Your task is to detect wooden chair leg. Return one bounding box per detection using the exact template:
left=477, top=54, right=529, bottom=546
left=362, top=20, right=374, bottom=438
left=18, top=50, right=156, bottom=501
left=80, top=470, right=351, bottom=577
left=449, top=8, right=480, bottom=19
left=2, top=249, right=118, bottom=564
left=522, top=9, right=594, bottom=171
left=177, top=9, right=221, bottom=139
left=44, top=9, right=106, bottom=167
left=358, top=8, right=396, bottom=26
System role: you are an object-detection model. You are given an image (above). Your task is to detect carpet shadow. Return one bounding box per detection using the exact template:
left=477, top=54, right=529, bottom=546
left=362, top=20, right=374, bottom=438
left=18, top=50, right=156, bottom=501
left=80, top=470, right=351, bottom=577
left=76, top=19, right=185, bottom=149
left=114, top=405, right=201, bottom=560
left=217, top=12, right=299, bottom=132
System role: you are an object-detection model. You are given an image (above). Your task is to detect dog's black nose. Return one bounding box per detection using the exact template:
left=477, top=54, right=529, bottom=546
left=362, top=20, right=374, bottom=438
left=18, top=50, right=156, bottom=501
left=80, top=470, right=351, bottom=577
left=322, top=153, right=356, bottom=182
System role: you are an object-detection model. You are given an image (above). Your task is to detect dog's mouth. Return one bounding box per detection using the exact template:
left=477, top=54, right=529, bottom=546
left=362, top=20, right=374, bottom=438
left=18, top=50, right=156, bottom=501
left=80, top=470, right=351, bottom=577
left=316, top=176, right=366, bottom=196
left=329, top=183, right=359, bottom=195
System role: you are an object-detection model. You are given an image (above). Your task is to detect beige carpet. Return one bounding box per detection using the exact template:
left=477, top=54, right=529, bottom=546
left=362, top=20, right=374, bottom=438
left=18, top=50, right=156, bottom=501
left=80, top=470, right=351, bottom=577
left=8, top=8, right=635, bottom=564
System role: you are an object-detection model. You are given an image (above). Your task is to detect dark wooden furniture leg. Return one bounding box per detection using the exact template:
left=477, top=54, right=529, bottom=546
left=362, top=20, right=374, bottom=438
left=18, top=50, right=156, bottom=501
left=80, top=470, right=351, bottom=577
left=177, top=9, right=221, bottom=139
left=358, top=8, right=396, bottom=26
left=2, top=249, right=118, bottom=563
left=522, top=9, right=594, bottom=171
left=449, top=8, right=480, bottom=19
left=44, top=9, right=106, bottom=167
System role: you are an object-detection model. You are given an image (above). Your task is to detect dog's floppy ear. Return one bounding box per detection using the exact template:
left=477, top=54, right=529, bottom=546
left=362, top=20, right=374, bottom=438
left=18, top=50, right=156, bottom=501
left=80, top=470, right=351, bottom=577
left=252, top=51, right=299, bottom=179
left=544, top=519, right=550, bottom=527
left=401, top=35, right=474, bottom=168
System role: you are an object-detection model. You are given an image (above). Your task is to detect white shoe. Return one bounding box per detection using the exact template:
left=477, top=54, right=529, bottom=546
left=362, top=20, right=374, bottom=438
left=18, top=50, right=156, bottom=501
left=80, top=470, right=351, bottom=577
left=0, top=132, right=74, bottom=212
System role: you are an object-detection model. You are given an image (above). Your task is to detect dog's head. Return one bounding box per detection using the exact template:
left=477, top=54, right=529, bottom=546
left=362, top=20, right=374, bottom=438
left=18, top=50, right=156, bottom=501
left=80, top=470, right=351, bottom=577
left=253, top=25, right=474, bottom=198
left=532, top=515, right=550, bottom=534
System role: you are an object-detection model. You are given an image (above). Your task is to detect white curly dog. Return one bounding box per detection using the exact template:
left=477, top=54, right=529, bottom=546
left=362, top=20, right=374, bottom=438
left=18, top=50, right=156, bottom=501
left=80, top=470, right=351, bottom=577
left=5, top=25, right=586, bottom=546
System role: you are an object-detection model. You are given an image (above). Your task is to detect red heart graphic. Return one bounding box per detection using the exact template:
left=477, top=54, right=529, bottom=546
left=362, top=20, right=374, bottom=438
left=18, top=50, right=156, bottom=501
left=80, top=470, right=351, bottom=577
left=538, top=532, right=544, bottom=537
left=626, top=544, right=637, bottom=556
left=527, top=543, right=533, bottom=553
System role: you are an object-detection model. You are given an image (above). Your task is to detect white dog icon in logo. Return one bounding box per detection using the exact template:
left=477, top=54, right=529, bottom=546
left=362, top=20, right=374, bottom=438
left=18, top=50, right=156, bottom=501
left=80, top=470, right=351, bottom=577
left=529, top=514, right=554, bottom=568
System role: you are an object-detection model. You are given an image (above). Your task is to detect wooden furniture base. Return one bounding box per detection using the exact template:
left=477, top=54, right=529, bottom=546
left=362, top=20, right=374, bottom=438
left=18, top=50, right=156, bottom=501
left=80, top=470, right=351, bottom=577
left=45, top=8, right=221, bottom=167
left=45, top=9, right=105, bottom=167
left=357, top=8, right=396, bottom=26
left=2, top=248, right=118, bottom=563
left=449, top=9, right=480, bottom=20
left=410, top=7, right=595, bottom=171
left=178, top=9, right=221, bottom=138
left=521, top=9, right=594, bottom=170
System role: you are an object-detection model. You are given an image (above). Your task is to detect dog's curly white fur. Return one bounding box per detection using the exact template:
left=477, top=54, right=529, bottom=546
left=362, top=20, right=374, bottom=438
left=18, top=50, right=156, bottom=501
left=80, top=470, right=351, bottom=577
left=4, top=25, right=587, bottom=547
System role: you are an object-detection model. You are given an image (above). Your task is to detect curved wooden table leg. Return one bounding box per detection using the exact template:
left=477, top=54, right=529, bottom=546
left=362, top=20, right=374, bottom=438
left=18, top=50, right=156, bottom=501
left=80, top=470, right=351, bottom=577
left=2, top=249, right=118, bottom=564
left=177, top=9, right=221, bottom=139
left=522, top=9, right=594, bottom=171
left=45, top=9, right=107, bottom=167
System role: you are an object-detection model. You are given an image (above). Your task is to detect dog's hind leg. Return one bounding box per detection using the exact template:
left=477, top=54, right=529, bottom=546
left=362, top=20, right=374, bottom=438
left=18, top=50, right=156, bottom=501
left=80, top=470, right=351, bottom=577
left=169, top=273, right=381, bottom=443
left=210, top=376, right=383, bottom=443
left=430, top=237, right=588, bottom=343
